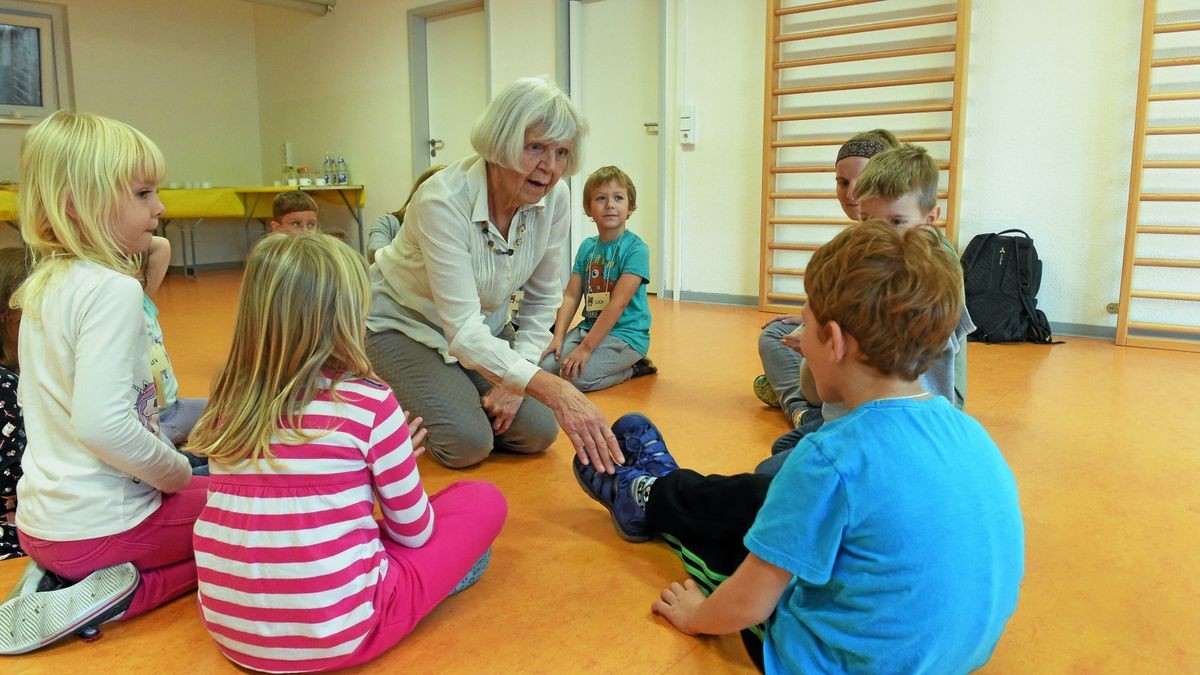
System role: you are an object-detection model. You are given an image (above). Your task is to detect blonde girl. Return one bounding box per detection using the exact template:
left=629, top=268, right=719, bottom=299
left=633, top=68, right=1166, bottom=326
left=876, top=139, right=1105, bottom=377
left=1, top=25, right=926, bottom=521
left=189, top=232, right=505, bottom=673
left=3, top=111, right=207, bottom=653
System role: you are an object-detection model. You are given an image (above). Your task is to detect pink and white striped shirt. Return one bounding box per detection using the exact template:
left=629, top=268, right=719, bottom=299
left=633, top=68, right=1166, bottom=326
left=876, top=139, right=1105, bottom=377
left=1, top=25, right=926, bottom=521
left=193, top=376, right=431, bottom=673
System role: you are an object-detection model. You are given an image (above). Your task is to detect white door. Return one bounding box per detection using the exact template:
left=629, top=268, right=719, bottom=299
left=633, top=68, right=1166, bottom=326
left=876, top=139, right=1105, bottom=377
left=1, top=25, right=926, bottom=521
left=425, top=4, right=487, bottom=166
left=571, top=0, right=662, bottom=291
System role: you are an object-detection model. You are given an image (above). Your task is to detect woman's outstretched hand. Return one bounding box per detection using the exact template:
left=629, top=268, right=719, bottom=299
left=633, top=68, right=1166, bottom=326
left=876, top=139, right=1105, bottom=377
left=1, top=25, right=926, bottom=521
left=527, top=370, right=622, bottom=473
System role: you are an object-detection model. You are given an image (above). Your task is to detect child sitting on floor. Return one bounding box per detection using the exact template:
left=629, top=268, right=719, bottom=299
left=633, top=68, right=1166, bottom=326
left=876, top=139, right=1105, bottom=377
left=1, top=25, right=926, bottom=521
left=0, top=247, right=29, bottom=561
left=1, top=111, right=207, bottom=655
left=188, top=232, right=505, bottom=673
left=756, top=143, right=975, bottom=476
left=574, top=221, right=1024, bottom=673
left=270, top=189, right=319, bottom=233
left=540, top=165, right=656, bottom=391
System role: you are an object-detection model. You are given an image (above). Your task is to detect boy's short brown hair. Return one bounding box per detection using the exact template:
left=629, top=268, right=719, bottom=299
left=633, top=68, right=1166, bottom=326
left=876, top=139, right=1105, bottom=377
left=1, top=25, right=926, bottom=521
left=852, top=144, right=939, bottom=213
left=805, top=220, right=961, bottom=380
left=581, top=165, right=637, bottom=211
left=272, top=190, right=319, bottom=220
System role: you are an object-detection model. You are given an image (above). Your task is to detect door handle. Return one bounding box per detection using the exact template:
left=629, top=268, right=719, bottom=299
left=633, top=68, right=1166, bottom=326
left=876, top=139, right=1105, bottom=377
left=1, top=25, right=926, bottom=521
left=429, top=138, right=445, bottom=158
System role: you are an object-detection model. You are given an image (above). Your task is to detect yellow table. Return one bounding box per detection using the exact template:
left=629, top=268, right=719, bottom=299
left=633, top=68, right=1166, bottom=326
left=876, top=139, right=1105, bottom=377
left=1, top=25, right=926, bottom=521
left=159, top=188, right=248, bottom=276
left=0, top=185, right=367, bottom=276
left=0, top=188, right=17, bottom=226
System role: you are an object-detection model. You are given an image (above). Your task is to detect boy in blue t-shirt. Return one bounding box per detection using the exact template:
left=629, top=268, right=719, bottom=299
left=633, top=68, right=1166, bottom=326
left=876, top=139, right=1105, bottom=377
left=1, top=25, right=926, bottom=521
left=540, top=166, right=656, bottom=391
left=574, top=221, right=1025, bottom=673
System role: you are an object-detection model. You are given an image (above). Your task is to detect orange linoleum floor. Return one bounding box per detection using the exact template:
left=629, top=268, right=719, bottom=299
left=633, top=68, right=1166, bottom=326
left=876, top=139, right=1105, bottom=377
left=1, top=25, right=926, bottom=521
left=2, top=269, right=1198, bottom=674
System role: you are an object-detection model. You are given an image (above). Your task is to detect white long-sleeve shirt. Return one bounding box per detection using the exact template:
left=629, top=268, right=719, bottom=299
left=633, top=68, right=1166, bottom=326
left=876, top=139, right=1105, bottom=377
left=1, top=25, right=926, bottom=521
left=16, top=259, right=191, bottom=541
left=367, top=155, right=570, bottom=392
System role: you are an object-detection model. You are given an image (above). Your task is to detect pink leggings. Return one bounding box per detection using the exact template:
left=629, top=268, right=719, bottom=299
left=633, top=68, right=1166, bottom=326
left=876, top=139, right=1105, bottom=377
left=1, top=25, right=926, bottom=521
left=331, top=480, right=507, bottom=671
left=18, top=476, right=209, bottom=620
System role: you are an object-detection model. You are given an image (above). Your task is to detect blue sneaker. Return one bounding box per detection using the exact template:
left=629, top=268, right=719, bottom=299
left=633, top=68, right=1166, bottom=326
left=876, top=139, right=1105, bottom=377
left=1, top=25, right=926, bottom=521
left=611, top=413, right=679, bottom=478
left=573, top=457, right=654, bottom=542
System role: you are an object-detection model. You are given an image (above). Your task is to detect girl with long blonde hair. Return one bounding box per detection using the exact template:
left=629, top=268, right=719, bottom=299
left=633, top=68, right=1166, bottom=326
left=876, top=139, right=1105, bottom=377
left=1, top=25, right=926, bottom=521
left=189, top=232, right=505, bottom=672
left=0, top=111, right=206, bottom=654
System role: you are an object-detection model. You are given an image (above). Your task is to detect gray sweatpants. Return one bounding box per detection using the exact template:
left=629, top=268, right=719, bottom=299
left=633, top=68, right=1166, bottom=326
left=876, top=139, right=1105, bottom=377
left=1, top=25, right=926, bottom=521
left=758, top=320, right=809, bottom=423
left=538, top=327, right=644, bottom=392
left=366, top=329, right=558, bottom=469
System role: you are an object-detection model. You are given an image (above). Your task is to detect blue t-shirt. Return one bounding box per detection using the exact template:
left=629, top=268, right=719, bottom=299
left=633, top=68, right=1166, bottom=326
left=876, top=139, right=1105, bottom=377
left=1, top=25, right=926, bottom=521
left=571, top=230, right=651, bottom=355
left=745, top=397, right=1024, bottom=674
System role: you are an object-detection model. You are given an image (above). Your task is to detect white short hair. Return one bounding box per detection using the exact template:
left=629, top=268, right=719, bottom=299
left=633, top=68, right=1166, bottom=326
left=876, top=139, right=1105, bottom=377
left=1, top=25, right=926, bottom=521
left=471, top=76, right=587, bottom=176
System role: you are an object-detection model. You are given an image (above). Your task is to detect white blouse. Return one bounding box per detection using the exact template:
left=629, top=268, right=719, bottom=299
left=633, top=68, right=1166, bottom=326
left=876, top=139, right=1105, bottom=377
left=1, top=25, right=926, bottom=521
left=367, top=155, right=570, bottom=393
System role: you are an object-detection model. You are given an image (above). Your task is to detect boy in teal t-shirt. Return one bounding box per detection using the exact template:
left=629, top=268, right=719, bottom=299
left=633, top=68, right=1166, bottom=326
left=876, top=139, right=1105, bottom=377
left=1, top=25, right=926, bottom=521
left=540, top=166, right=656, bottom=391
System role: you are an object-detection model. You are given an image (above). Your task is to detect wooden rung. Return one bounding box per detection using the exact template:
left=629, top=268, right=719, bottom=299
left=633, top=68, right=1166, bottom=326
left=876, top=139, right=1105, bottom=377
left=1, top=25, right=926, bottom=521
left=1143, top=160, right=1200, bottom=169
left=773, top=102, right=952, bottom=122
left=1148, top=90, right=1200, bottom=102
left=776, top=43, right=955, bottom=70
left=775, top=73, right=954, bottom=96
left=1133, top=257, right=1200, bottom=268
left=772, top=162, right=951, bottom=173
left=771, top=190, right=949, bottom=200
left=1130, top=290, right=1200, bottom=302
left=1124, top=335, right=1200, bottom=352
left=766, top=292, right=808, bottom=303
left=1140, top=193, right=1200, bottom=202
left=776, top=12, right=957, bottom=44
left=773, top=132, right=951, bottom=148
left=1128, top=321, right=1200, bottom=336
left=773, top=166, right=837, bottom=174
left=1138, top=225, right=1200, bottom=234
left=1152, top=55, right=1200, bottom=68
left=767, top=267, right=807, bottom=277
left=776, top=0, right=883, bottom=16
left=771, top=191, right=835, bottom=200
left=1144, top=125, right=1200, bottom=135
left=768, top=242, right=822, bottom=252
left=769, top=217, right=850, bottom=224
left=1155, top=20, right=1200, bottom=35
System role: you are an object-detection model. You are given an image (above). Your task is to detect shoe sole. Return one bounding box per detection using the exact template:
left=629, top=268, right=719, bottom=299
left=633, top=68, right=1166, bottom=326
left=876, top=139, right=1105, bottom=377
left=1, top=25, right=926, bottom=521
left=450, top=547, right=492, bottom=595
left=572, top=462, right=652, bottom=543
left=0, top=563, right=138, bottom=655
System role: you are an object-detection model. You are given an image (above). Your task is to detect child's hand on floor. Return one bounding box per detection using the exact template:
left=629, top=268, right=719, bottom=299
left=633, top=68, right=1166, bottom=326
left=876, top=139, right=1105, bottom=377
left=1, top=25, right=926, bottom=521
left=651, top=578, right=706, bottom=635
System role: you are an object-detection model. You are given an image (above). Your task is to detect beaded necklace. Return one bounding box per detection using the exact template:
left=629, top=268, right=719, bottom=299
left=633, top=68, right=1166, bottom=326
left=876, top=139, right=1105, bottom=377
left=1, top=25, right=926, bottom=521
left=481, top=210, right=528, bottom=256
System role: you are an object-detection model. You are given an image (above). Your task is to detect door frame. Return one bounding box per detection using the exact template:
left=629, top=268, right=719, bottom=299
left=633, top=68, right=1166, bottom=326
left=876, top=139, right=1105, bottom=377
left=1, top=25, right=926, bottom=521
left=408, top=0, right=489, bottom=180
left=560, top=0, right=674, bottom=297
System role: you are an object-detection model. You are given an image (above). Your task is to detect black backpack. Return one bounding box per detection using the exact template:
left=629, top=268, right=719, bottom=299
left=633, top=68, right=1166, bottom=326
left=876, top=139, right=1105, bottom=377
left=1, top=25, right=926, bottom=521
left=960, top=229, right=1054, bottom=344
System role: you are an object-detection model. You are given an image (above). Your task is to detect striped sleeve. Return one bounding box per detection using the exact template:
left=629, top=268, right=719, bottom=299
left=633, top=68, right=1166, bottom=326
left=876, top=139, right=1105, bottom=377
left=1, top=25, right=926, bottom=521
left=366, top=389, right=434, bottom=548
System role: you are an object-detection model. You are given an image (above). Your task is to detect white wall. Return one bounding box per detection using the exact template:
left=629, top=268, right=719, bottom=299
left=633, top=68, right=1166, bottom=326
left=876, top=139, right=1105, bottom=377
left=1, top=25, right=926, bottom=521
left=958, top=0, right=1144, bottom=331
left=0, top=0, right=263, bottom=262
left=487, top=0, right=559, bottom=90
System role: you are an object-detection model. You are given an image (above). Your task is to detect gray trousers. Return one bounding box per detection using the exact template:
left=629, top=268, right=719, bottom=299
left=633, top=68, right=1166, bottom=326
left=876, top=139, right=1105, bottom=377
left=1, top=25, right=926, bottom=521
left=538, top=327, right=643, bottom=392
left=366, top=329, right=558, bottom=469
left=758, top=320, right=809, bottom=423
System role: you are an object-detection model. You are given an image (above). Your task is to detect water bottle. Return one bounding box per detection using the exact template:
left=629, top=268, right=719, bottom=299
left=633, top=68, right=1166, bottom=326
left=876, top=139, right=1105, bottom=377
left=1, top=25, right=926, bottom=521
left=323, top=152, right=335, bottom=185
left=336, top=154, right=350, bottom=185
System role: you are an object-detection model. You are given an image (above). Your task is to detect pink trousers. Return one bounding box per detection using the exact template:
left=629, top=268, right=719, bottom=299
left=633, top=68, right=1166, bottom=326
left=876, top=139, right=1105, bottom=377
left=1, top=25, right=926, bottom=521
left=330, top=480, right=507, bottom=671
left=18, top=476, right=209, bottom=620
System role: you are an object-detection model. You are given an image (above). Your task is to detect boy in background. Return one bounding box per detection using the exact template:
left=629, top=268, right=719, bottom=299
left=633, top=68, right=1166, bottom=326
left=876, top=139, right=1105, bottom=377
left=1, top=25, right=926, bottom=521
left=757, top=143, right=974, bottom=475
left=540, top=166, right=656, bottom=391
left=270, top=190, right=319, bottom=234
left=574, top=221, right=1024, bottom=673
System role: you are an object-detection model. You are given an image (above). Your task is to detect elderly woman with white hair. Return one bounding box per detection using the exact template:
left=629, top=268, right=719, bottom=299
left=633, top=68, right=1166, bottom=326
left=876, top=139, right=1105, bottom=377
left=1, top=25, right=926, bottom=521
left=367, top=77, right=623, bottom=473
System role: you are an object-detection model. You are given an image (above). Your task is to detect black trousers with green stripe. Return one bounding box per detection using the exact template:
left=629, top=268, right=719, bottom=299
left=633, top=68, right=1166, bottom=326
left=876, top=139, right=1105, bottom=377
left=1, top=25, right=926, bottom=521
left=645, top=469, right=773, bottom=672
